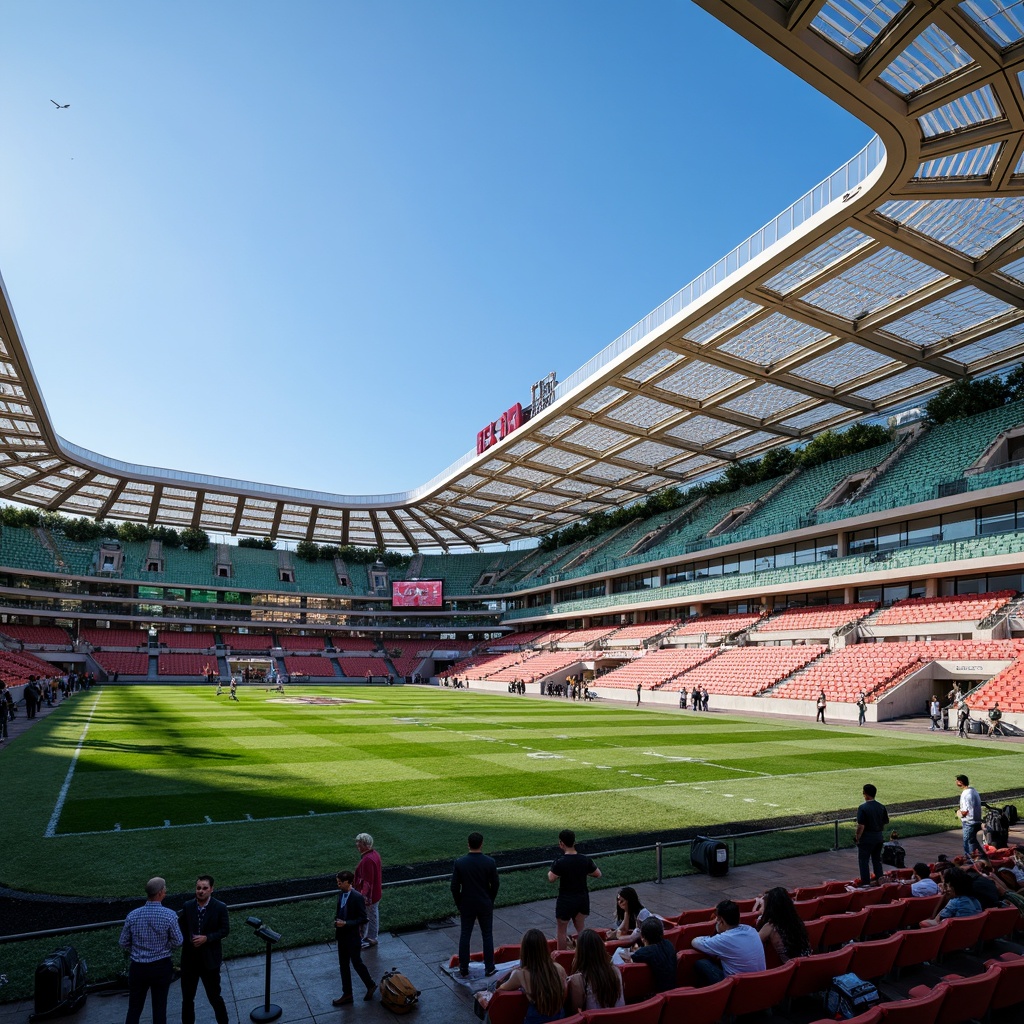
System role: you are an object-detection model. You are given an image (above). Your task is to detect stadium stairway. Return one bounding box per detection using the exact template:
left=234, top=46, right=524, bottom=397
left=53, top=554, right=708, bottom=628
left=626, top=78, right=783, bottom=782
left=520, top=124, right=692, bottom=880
left=146, top=655, right=158, bottom=681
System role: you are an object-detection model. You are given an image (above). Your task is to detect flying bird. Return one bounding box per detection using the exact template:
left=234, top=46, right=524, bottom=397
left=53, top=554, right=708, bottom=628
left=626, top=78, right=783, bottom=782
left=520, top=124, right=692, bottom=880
left=50, top=100, right=70, bottom=109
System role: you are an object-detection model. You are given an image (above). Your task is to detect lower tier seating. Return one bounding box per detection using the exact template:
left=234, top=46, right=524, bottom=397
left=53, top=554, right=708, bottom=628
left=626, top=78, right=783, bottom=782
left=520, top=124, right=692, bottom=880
left=157, top=654, right=216, bottom=676
left=93, top=652, right=149, bottom=676
left=282, top=656, right=337, bottom=678
left=596, top=649, right=717, bottom=689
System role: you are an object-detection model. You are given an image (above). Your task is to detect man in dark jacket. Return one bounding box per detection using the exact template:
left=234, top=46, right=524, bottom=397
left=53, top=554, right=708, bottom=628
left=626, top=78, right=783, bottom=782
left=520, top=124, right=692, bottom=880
left=332, top=870, right=375, bottom=1005
left=178, top=875, right=230, bottom=1024
left=451, top=832, right=500, bottom=978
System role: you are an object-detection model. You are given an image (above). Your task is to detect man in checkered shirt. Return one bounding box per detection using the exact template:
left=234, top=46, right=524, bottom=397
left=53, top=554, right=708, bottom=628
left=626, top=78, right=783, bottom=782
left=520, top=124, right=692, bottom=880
left=119, top=877, right=183, bottom=1024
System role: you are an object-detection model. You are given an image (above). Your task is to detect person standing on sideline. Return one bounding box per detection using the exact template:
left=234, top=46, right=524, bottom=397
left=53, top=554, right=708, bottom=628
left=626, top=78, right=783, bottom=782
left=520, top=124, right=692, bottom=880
left=119, top=877, right=183, bottom=1024
left=635, top=683, right=642, bottom=706
left=930, top=696, right=941, bottom=731
left=815, top=690, right=827, bottom=724
left=451, top=831, right=500, bottom=977
left=857, top=692, right=867, bottom=727
left=178, top=875, right=230, bottom=1024
left=854, top=784, right=889, bottom=886
left=988, top=702, right=1004, bottom=738
left=955, top=774, right=991, bottom=863
left=332, top=870, right=375, bottom=1005
left=957, top=701, right=970, bottom=737
left=354, top=833, right=382, bottom=949
left=548, top=829, right=601, bottom=950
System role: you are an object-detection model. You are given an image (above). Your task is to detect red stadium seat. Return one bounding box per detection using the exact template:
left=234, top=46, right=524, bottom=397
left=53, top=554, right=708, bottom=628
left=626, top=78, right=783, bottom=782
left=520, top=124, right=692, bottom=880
left=808, top=1009, right=882, bottom=1024
left=846, top=932, right=903, bottom=981
left=803, top=918, right=827, bottom=952
left=817, top=892, right=852, bottom=915
left=878, top=984, right=946, bottom=1024
left=669, top=907, right=715, bottom=926
left=786, top=946, right=854, bottom=1003
left=892, top=922, right=946, bottom=978
left=986, top=952, right=1024, bottom=1011
left=674, top=950, right=701, bottom=988
left=977, top=905, right=1019, bottom=945
left=724, top=961, right=795, bottom=1017
left=936, top=912, right=986, bottom=959
left=485, top=991, right=528, bottom=1024
left=897, top=894, right=942, bottom=928
left=862, top=900, right=906, bottom=937
left=792, top=898, right=820, bottom=921
left=674, top=921, right=716, bottom=950
left=660, top=979, right=732, bottom=1024
left=819, top=908, right=869, bottom=949
left=848, top=886, right=887, bottom=911
left=582, top=993, right=664, bottom=1024
left=908, top=963, right=1001, bottom=1024
left=619, top=963, right=654, bottom=1004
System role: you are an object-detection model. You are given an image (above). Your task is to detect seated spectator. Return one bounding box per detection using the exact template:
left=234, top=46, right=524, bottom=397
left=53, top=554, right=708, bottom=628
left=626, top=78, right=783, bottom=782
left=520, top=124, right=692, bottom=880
left=496, top=928, right=567, bottom=1024
left=969, top=863, right=1003, bottom=909
left=753, top=887, right=811, bottom=964
left=691, top=899, right=766, bottom=986
left=607, top=887, right=651, bottom=948
left=921, top=868, right=983, bottom=927
left=910, top=862, right=940, bottom=898
left=620, top=917, right=676, bottom=993
left=993, top=848, right=1024, bottom=894
left=566, top=929, right=624, bottom=1013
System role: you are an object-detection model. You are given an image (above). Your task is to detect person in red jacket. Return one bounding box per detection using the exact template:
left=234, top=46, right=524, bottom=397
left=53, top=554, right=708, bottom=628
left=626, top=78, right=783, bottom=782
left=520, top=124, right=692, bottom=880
left=354, top=833, right=382, bottom=948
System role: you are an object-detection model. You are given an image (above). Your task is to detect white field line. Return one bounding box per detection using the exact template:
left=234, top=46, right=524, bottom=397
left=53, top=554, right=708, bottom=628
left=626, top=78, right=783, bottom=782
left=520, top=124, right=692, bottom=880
left=44, top=752, right=1006, bottom=840
left=44, top=693, right=103, bottom=838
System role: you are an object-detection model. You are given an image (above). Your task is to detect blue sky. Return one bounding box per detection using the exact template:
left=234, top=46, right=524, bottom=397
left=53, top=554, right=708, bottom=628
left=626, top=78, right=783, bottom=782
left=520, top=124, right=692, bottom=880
left=0, top=1, right=872, bottom=497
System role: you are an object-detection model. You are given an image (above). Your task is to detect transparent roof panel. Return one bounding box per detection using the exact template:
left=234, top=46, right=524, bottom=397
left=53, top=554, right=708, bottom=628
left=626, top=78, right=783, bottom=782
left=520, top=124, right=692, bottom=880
left=577, top=386, right=627, bottom=413
left=811, top=0, right=909, bottom=56
left=621, top=440, right=689, bottom=466
left=946, top=323, right=1024, bottom=364
left=664, top=415, right=737, bottom=444
left=719, top=312, right=830, bottom=366
left=884, top=286, right=1015, bottom=347
left=655, top=360, right=745, bottom=400
left=876, top=197, right=1024, bottom=257
left=801, top=247, right=947, bottom=319
left=622, top=349, right=682, bottom=382
left=793, top=342, right=896, bottom=387
left=959, top=0, right=1024, bottom=47
left=722, top=383, right=806, bottom=419
left=721, top=430, right=779, bottom=454
left=915, top=144, right=1001, bottom=179
left=878, top=24, right=974, bottom=96
left=563, top=424, right=631, bottom=452
left=607, top=395, right=680, bottom=428
left=918, top=86, right=1002, bottom=138
left=782, top=403, right=852, bottom=429
left=762, top=227, right=872, bottom=296
left=682, top=298, right=763, bottom=345
left=996, top=255, right=1024, bottom=283
left=853, top=366, right=944, bottom=399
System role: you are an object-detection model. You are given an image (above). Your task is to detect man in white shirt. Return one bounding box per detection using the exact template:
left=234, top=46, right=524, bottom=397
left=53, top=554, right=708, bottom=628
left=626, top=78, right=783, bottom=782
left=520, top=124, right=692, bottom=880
left=929, top=697, right=941, bottom=731
left=956, top=774, right=990, bottom=863
left=691, top=900, right=765, bottom=986
left=910, top=862, right=940, bottom=897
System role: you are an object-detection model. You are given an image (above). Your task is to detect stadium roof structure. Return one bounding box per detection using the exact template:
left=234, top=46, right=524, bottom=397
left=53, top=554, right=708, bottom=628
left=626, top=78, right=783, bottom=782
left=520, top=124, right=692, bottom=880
left=2, top=0, right=1024, bottom=553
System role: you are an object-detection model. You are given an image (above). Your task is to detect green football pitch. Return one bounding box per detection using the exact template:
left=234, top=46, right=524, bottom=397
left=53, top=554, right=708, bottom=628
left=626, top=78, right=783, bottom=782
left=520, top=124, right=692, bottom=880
left=3, top=685, right=1021, bottom=897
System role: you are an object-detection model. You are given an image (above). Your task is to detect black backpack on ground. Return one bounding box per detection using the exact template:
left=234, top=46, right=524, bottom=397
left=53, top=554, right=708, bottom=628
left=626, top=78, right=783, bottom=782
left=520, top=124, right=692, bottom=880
left=1003, top=804, right=1018, bottom=827
left=31, top=945, right=87, bottom=1020
left=983, top=805, right=1009, bottom=849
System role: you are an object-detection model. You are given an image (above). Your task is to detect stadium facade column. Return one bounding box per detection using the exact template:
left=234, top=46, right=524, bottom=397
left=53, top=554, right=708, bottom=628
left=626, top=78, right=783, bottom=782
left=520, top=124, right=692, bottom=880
left=836, top=532, right=848, bottom=558
left=844, top=587, right=856, bottom=604
left=925, top=578, right=939, bottom=598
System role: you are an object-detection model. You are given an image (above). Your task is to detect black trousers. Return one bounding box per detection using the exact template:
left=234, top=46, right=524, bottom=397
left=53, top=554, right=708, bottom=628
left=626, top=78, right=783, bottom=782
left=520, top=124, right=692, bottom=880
left=336, top=936, right=373, bottom=995
left=180, top=964, right=229, bottom=1024
left=124, top=957, right=173, bottom=1024
left=458, top=902, right=494, bottom=972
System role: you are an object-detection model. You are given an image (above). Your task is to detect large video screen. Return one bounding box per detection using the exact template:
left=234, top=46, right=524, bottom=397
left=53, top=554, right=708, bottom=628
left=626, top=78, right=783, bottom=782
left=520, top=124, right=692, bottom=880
left=392, top=579, right=444, bottom=608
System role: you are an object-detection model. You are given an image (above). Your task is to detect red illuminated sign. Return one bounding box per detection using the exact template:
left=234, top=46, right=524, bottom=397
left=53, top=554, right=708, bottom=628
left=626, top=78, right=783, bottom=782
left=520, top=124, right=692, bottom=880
left=392, top=580, right=443, bottom=608
left=477, top=403, right=523, bottom=454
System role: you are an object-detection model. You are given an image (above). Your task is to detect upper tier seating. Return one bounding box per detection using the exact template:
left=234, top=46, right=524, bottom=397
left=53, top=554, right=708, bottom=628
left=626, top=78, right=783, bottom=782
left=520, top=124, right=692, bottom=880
left=93, top=652, right=150, bottom=676
left=876, top=590, right=1014, bottom=626
left=488, top=630, right=568, bottom=649
left=331, top=637, right=379, bottom=652
left=0, top=624, right=71, bottom=647
left=604, top=621, right=681, bottom=646
left=277, top=634, right=325, bottom=651
left=0, top=526, right=57, bottom=573
left=158, top=653, right=215, bottom=676
left=659, top=645, right=827, bottom=695
left=772, top=638, right=1021, bottom=702
left=596, top=649, right=717, bottom=689
left=223, top=633, right=274, bottom=651
left=81, top=628, right=149, bottom=649
left=282, top=656, right=337, bottom=677
left=334, top=657, right=389, bottom=678
left=755, top=603, right=877, bottom=634
left=157, top=631, right=216, bottom=650
left=669, top=613, right=762, bottom=638
left=555, top=626, right=621, bottom=647
left=417, top=552, right=503, bottom=594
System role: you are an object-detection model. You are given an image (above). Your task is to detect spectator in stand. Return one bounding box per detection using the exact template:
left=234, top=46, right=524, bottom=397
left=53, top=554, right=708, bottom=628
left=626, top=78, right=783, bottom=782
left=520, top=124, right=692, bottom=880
left=566, top=929, right=624, bottom=1013
left=910, top=862, right=940, bottom=898
left=607, top=887, right=651, bottom=948
left=691, top=900, right=765, bottom=986
left=969, top=862, right=1004, bottom=909
left=354, top=833, right=382, bottom=949
left=993, top=847, right=1024, bottom=894
left=854, top=783, right=889, bottom=886
left=548, top=830, right=601, bottom=950
left=752, top=887, right=810, bottom=964
left=495, top=928, right=567, bottom=1024
left=921, top=868, right=982, bottom=927
left=621, top=917, right=677, bottom=992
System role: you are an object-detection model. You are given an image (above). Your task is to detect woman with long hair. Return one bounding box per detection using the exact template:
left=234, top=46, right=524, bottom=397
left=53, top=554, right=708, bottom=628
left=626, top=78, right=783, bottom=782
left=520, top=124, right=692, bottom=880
left=496, top=929, right=567, bottom=1024
left=753, top=887, right=811, bottom=963
left=608, top=887, right=650, bottom=948
left=566, top=930, right=624, bottom=1012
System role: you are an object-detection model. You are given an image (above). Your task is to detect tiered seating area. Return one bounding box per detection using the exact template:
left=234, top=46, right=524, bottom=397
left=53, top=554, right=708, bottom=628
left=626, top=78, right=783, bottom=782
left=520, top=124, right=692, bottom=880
left=47, top=532, right=97, bottom=575
left=484, top=649, right=583, bottom=684
left=157, top=631, right=215, bottom=650
left=596, top=649, right=717, bottom=689
left=876, top=591, right=1014, bottom=626
left=93, top=652, right=149, bottom=676
left=660, top=644, right=827, bottom=696
left=223, top=633, right=274, bottom=651
left=282, top=655, right=336, bottom=678
left=332, top=637, right=379, bottom=651
left=0, top=648, right=56, bottom=682
left=384, top=641, right=426, bottom=676
left=417, top=552, right=499, bottom=593
left=278, top=634, right=325, bottom=651
left=772, top=639, right=1021, bottom=702
left=669, top=613, right=762, bottom=638
left=81, top=628, right=148, bottom=648
left=0, top=526, right=56, bottom=573
left=604, top=620, right=681, bottom=646
left=0, top=624, right=71, bottom=647
left=440, top=652, right=525, bottom=679
left=489, top=631, right=566, bottom=649
left=555, top=626, right=620, bottom=647
left=968, top=658, right=1024, bottom=712
left=334, top=657, right=389, bottom=679
left=755, top=603, right=877, bottom=634
left=157, top=653, right=214, bottom=676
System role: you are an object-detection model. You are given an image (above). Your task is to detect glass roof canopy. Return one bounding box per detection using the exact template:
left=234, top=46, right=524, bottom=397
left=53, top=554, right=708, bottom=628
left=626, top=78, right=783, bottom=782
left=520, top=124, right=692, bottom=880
left=2, top=0, right=1024, bottom=552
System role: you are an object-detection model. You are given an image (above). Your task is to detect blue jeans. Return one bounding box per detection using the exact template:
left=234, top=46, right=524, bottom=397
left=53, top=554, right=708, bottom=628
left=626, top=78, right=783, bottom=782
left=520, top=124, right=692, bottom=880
left=693, top=958, right=726, bottom=987
left=962, top=820, right=987, bottom=859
